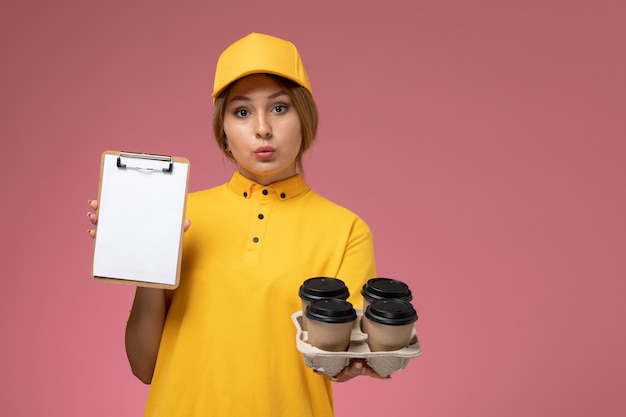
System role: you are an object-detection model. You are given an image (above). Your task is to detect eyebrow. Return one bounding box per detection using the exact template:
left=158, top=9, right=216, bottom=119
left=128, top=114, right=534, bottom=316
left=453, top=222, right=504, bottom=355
left=227, top=90, right=289, bottom=104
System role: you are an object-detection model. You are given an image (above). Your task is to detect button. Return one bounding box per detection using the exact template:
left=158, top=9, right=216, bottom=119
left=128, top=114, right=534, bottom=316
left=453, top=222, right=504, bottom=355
left=253, top=237, right=259, bottom=243
left=243, top=192, right=248, bottom=197
left=280, top=192, right=286, bottom=199
left=262, top=189, right=268, bottom=195
left=258, top=214, right=264, bottom=219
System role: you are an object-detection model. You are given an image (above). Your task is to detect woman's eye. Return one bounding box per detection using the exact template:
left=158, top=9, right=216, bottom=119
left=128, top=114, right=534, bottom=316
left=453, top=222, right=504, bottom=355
left=273, top=105, right=287, bottom=113
left=235, top=109, right=249, bottom=117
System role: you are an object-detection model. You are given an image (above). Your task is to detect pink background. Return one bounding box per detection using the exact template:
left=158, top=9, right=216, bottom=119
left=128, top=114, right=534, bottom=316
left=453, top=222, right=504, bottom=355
left=1, top=1, right=624, bottom=416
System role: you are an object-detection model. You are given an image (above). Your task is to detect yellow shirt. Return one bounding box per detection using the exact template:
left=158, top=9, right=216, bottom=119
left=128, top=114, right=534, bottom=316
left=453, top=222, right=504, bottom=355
left=144, top=171, right=376, bottom=417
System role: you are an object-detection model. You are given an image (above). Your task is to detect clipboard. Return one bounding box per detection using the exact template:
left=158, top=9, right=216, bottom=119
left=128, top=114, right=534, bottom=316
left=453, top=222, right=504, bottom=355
left=92, top=150, right=190, bottom=289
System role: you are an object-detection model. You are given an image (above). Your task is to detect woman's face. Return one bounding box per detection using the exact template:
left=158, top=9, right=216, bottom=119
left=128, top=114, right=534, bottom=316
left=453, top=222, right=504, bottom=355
left=223, top=74, right=302, bottom=185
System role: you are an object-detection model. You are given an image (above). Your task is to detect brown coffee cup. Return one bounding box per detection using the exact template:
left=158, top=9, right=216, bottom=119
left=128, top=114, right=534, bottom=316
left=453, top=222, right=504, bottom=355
left=360, top=278, right=412, bottom=332
left=299, top=277, right=350, bottom=330
left=305, top=299, right=357, bottom=352
left=363, top=299, right=418, bottom=352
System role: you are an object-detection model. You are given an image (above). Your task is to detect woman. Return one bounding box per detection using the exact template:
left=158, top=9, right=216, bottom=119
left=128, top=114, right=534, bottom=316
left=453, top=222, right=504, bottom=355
left=89, top=32, right=382, bottom=417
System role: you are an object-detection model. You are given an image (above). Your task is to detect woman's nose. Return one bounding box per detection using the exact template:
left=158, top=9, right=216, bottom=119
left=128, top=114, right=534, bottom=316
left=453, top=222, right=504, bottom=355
left=255, top=114, right=272, bottom=138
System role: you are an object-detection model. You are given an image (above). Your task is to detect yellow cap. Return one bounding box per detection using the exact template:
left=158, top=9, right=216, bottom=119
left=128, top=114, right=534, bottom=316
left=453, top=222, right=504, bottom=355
left=212, top=33, right=312, bottom=101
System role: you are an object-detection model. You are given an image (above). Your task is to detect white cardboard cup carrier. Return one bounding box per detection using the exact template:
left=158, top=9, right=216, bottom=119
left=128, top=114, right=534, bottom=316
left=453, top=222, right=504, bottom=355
left=292, top=308, right=422, bottom=378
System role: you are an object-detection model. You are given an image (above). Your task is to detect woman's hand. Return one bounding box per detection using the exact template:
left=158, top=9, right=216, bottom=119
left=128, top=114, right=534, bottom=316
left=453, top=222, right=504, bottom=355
left=87, top=200, right=98, bottom=238
left=87, top=199, right=192, bottom=238
left=314, top=358, right=391, bottom=382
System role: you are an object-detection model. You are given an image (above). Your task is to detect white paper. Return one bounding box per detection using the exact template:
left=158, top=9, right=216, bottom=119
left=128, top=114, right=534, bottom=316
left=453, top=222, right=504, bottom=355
left=93, top=153, right=188, bottom=286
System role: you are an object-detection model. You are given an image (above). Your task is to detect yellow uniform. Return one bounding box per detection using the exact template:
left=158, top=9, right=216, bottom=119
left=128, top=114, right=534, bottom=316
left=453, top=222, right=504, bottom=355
left=144, top=171, right=376, bottom=416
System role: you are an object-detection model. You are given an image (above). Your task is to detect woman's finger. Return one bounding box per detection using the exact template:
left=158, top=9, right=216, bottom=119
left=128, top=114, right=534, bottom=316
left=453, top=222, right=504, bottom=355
left=87, top=200, right=98, bottom=225
left=328, top=359, right=390, bottom=382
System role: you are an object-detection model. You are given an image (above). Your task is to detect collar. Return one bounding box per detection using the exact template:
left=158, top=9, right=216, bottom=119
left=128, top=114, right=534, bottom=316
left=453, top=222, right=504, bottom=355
left=227, top=171, right=310, bottom=200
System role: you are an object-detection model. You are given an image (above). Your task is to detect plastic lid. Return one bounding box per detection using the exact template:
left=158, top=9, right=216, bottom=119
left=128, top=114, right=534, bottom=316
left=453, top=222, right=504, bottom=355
left=305, top=299, right=357, bottom=324
left=364, top=299, right=418, bottom=326
left=299, top=277, right=350, bottom=302
left=361, top=278, right=413, bottom=302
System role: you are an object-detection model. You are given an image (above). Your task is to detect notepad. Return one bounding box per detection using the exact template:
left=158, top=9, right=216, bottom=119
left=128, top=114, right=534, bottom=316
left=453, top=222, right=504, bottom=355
left=92, top=151, right=190, bottom=288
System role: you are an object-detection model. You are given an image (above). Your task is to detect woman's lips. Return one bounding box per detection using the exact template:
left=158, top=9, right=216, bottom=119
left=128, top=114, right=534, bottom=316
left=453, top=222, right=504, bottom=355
left=255, top=146, right=275, bottom=159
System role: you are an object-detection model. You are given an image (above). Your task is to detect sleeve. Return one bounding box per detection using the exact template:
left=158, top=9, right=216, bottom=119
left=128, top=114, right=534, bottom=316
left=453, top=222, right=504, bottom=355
left=336, top=216, right=377, bottom=309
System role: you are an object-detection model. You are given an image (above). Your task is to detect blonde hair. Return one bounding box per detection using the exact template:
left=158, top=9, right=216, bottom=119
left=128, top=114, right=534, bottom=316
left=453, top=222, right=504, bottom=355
left=212, top=74, right=318, bottom=173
